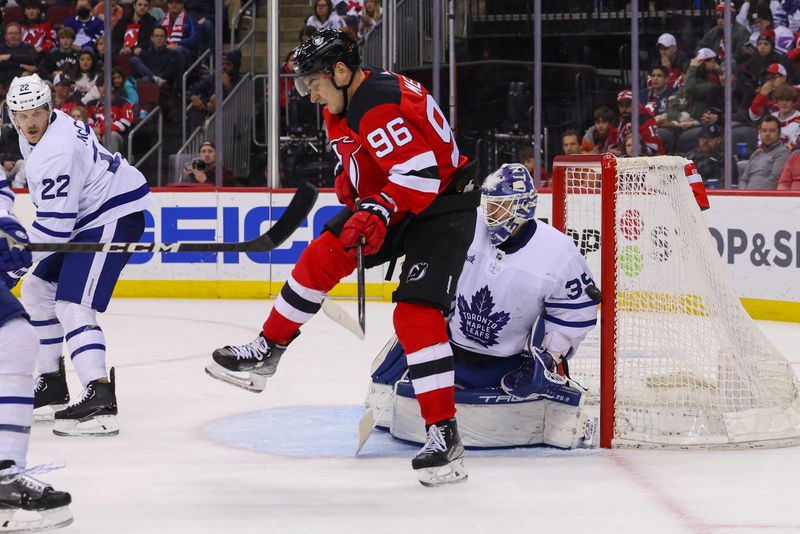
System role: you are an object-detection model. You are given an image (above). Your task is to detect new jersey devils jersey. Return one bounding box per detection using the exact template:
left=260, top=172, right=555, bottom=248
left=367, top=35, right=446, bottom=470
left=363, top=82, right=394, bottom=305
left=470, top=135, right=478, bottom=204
left=325, top=69, right=468, bottom=217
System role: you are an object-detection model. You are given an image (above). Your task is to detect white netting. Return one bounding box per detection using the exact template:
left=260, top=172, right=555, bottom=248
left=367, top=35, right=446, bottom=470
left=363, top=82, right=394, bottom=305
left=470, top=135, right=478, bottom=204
left=556, top=155, right=800, bottom=448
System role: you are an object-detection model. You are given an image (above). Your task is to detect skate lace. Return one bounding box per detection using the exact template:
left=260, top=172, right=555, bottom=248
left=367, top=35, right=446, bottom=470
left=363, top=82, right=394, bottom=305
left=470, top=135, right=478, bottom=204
left=70, top=383, right=95, bottom=408
left=418, top=424, right=447, bottom=455
left=0, top=463, right=64, bottom=485
left=34, top=375, right=45, bottom=393
left=229, top=335, right=269, bottom=361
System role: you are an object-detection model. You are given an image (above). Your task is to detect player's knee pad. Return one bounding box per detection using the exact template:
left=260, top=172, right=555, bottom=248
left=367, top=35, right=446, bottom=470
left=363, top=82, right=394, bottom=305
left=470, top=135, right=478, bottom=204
left=0, top=318, right=38, bottom=375
left=20, top=275, right=57, bottom=319
left=292, top=231, right=357, bottom=291
left=393, top=302, right=448, bottom=354
left=54, top=300, right=98, bottom=333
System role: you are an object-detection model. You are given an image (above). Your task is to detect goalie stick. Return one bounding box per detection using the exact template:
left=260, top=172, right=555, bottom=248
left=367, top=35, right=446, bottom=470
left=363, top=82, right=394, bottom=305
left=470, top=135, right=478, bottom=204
left=5, top=182, right=319, bottom=254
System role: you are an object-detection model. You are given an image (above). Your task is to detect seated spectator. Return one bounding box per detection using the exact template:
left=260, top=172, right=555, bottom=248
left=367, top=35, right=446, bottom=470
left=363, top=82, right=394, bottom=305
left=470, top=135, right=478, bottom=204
left=95, top=35, right=107, bottom=65
left=177, top=140, right=237, bottom=186
left=160, top=0, right=201, bottom=72
left=749, top=63, right=788, bottom=122
left=773, top=84, right=800, bottom=149
left=0, top=125, right=24, bottom=189
left=622, top=132, right=649, bottom=157
left=777, top=149, right=800, bottom=189
left=74, top=50, right=101, bottom=100
left=0, top=23, right=38, bottom=90
left=111, top=66, right=139, bottom=107
left=51, top=73, right=84, bottom=115
left=186, top=48, right=242, bottom=133
left=306, top=0, right=345, bottom=31
left=613, top=89, right=665, bottom=155
left=682, top=124, right=737, bottom=188
left=518, top=146, right=548, bottom=187
left=698, top=3, right=751, bottom=65
left=561, top=129, right=580, bottom=155
left=333, top=0, right=361, bottom=16
left=655, top=33, right=688, bottom=86
left=183, top=0, right=213, bottom=51
left=641, top=65, right=676, bottom=121
left=743, top=30, right=797, bottom=84
left=748, top=6, right=794, bottom=56
left=39, top=27, right=80, bottom=79
left=112, top=0, right=156, bottom=57
left=20, top=0, right=57, bottom=61
left=65, top=0, right=105, bottom=53
left=740, top=116, right=790, bottom=189
left=581, top=106, right=617, bottom=153
left=701, top=105, right=723, bottom=126
left=86, top=74, right=134, bottom=154
left=359, top=0, right=381, bottom=40
left=69, top=104, right=89, bottom=123
left=131, top=25, right=180, bottom=89
left=682, top=48, right=722, bottom=122
left=92, top=0, right=125, bottom=28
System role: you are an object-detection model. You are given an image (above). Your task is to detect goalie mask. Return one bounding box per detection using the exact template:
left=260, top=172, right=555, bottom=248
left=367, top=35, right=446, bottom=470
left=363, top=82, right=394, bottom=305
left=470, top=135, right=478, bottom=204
left=480, top=163, right=538, bottom=246
left=6, top=74, right=52, bottom=133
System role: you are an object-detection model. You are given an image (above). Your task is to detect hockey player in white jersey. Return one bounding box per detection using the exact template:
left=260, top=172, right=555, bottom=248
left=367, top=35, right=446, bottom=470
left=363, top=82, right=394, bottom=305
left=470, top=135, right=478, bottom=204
left=366, top=163, right=600, bottom=450
left=4, top=74, right=154, bottom=437
left=0, top=191, right=73, bottom=530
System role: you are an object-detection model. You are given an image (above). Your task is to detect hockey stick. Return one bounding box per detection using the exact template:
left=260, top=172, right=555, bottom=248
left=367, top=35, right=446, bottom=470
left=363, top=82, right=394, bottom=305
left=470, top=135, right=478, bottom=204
left=7, top=182, right=319, bottom=254
left=321, top=298, right=365, bottom=339
left=356, top=369, right=409, bottom=455
left=356, top=238, right=366, bottom=333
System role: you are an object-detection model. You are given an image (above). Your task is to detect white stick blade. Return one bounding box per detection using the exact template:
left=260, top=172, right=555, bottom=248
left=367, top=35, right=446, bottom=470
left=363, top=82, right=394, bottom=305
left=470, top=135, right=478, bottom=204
left=321, top=299, right=365, bottom=339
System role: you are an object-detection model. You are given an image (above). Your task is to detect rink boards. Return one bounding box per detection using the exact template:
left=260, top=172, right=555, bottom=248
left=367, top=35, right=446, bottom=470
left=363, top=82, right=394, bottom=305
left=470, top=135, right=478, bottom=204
left=10, top=188, right=800, bottom=322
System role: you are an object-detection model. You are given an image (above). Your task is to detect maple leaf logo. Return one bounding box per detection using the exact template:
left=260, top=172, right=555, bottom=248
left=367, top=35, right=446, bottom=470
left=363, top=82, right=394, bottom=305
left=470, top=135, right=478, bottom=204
left=456, top=286, right=511, bottom=348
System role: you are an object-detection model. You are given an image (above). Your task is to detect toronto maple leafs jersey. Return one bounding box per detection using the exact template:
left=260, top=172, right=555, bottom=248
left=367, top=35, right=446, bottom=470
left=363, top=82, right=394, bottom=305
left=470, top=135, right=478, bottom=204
left=18, top=109, right=154, bottom=261
left=449, top=209, right=599, bottom=359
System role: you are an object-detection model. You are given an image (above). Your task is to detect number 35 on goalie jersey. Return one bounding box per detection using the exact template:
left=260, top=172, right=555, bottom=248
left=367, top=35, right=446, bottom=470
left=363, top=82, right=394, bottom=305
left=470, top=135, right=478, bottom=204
left=326, top=69, right=468, bottom=216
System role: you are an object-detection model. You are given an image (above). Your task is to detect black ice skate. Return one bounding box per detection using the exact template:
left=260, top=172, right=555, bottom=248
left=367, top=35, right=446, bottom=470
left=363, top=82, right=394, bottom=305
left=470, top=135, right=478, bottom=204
left=411, top=418, right=468, bottom=487
left=206, top=333, right=289, bottom=393
left=53, top=368, right=118, bottom=437
left=0, top=460, right=73, bottom=532
left=33, top=357, right=70, bottom=423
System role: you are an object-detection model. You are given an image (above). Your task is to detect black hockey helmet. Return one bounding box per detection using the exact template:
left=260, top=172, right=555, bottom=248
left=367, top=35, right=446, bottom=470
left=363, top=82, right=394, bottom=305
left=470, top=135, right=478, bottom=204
left=293, top=30, right=360, bottom=109
left=294, top=29, right=360, bottom=79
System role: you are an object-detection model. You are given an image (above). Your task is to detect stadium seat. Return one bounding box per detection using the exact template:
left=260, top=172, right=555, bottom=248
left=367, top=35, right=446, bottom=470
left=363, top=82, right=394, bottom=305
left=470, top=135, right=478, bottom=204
left=45, top=4, right=75, bottom=26
left=136, top=79, right=160, bottom=113
left=3, top=6, right=23, bottom=24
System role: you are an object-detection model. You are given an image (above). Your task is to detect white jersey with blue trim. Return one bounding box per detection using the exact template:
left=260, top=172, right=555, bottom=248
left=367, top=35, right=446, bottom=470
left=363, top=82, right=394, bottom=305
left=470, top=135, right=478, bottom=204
left=449, top=208, right=599, bottom=359
left=18, top=109, right=154, bottom=261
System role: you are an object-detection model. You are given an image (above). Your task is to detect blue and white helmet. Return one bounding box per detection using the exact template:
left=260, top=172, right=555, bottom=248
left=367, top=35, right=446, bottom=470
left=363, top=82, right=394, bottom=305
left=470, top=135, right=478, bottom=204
left=480, top=163, right=538, bottom=246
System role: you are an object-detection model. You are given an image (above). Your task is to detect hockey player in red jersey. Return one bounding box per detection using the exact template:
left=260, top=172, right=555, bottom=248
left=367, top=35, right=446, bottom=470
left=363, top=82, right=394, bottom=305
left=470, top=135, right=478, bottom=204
left=206, top=30, right=478, bottom=487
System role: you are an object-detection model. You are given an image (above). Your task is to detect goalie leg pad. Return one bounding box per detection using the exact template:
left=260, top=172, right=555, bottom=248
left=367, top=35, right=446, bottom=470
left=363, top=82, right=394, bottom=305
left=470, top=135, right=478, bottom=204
left=543, top=402, right=597, bottom=449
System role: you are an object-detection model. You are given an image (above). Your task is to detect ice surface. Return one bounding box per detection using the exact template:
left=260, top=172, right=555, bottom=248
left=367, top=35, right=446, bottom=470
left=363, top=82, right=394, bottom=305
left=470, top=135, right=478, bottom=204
left=31, top=299, right=800, bottom=534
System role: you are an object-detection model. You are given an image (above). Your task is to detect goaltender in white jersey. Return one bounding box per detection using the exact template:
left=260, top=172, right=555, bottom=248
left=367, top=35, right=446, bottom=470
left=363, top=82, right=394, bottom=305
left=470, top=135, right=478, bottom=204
left=367, top=163, right=599, bottom=449
left=4, top=74, right=153, bottom=437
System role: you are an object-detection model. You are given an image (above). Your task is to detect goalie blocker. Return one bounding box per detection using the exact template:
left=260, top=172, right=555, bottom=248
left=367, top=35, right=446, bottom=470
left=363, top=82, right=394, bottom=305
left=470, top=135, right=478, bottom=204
left=363, top=337, right=598, bottom=450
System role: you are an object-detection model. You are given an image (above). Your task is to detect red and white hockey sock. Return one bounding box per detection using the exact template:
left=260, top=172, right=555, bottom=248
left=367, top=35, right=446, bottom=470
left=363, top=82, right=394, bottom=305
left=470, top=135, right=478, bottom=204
left=394, top=302, right=456, bottom=425
left=264, top=231, right=357, bottom=344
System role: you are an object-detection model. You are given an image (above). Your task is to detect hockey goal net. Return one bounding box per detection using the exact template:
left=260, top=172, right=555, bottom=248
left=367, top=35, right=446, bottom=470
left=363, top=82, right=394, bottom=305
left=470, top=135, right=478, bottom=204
left=551, top=154, right=800, bottom=449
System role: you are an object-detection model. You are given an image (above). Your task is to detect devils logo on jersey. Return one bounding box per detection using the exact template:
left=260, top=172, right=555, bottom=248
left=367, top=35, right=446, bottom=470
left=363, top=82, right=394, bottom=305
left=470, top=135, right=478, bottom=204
left=330, top=136, right=362, bottom=190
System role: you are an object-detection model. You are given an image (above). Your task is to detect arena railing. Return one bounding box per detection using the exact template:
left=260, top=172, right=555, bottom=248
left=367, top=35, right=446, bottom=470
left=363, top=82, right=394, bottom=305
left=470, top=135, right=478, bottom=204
left=182, top=48, right=213, bottom=144
left=230, top=0, right=256, bottom=75
left=128, top=106, right=163, bottom=186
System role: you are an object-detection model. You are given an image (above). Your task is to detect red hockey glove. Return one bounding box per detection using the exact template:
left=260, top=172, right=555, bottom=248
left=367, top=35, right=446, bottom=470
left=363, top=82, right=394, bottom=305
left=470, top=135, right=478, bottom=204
left=333, top=162, right=357, bottom=211
left=340, top=193, right=394, bottom=256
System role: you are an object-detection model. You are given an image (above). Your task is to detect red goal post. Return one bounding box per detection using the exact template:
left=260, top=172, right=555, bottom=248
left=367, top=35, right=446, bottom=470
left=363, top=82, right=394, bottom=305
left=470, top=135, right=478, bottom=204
left=551, top=154, right=800, bottom=449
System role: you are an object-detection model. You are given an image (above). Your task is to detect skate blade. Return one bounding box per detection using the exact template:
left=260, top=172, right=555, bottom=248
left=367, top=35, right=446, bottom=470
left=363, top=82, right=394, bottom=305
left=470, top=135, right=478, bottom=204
left=53, top=415, right=119, bottom=437
left=32, top=405, right=67, bottom=423
left=417, top=458, right=468, bottom=487
left=205, top=362, right=266, bottom=393
left=0, top=505, right=73, bottom=532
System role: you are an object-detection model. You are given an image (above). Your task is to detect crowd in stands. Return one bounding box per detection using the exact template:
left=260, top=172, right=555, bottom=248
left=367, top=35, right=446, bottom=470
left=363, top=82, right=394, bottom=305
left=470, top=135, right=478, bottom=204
left=570, top=1, right=800, bottom=190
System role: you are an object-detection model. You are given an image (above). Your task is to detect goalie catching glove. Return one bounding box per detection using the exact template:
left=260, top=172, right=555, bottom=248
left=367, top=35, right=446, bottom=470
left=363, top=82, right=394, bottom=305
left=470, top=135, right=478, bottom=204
left=340, top=192, right=395, bottom=256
